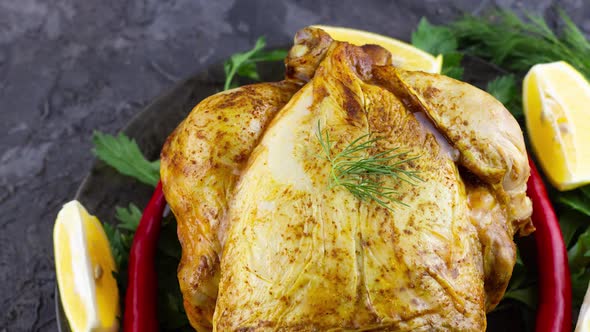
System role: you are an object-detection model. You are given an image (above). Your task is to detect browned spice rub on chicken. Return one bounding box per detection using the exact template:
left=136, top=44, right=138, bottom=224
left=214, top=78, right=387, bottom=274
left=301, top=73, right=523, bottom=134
left=160, top=27, right=533, bottom=331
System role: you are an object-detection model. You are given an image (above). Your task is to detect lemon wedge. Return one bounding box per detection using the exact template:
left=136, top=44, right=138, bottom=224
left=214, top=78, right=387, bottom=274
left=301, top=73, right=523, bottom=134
left=312, top=25, right=442, bottom=73
left=54, top=200, right=119, bottom=332
left=523, top=61, right=590, bottom=191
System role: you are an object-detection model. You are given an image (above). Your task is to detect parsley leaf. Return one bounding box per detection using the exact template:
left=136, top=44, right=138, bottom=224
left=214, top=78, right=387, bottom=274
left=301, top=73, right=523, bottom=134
left=440, top=52, right=464, bottom=80
left=92, top=131, right=160, bottom=187
left=569, top=226, right=590, bottom=270
left=486, top=75, right=516, bottom=106
left=485, top=74, right=523, bottom=118
left=104, top=203, right=140, bottom=271
left=412, top=18, right=458, bottom=55
left=560, top=190, right=590, bottom=217
left=223, top=37, right=288, bottom=90
left=554, top=185, right=590, bottom=311
left=412, top=18, right=464, bottom=79
left=560, top=210, right=588, bottom=248
left=103, top=222, right=126, bottom=270
left=115, top=203, right=142, bottom=231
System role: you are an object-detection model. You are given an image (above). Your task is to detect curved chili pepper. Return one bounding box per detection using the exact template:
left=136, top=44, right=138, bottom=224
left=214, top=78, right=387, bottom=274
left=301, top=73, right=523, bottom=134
left=527, top=157, right=572, bottom=332
left=124, top=181, right=166, bottom=332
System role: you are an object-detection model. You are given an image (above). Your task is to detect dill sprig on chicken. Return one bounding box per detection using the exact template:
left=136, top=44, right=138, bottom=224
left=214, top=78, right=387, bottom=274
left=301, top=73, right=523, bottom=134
left=316, top=121, right=422, bottom=210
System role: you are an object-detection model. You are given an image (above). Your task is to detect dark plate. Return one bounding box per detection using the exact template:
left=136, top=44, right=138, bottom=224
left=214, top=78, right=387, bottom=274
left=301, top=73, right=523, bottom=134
left=56, top=55, right=529, bottom=331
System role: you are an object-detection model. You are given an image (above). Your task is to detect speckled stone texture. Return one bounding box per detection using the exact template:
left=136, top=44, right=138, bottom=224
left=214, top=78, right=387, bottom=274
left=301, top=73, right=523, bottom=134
left=1, top=0, right=588, bottom=330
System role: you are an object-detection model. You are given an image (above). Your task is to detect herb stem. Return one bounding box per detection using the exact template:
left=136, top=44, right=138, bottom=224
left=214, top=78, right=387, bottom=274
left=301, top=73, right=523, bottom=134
left=316, top=121, right=421, bottom=210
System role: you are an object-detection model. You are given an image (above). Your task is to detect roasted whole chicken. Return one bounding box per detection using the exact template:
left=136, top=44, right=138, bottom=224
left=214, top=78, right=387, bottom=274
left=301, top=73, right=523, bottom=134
left=160, top=27, right=533, bottom=331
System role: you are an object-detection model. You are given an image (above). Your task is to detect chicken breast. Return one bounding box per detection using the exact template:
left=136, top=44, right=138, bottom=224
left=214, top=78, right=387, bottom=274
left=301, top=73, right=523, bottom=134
left=215, top=42, right=486, bottom=330
left=161, top=27, right=533, bottom=331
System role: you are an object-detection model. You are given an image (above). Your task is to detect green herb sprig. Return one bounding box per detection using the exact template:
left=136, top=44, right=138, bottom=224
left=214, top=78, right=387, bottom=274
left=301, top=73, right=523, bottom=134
left=485, top=74, right=523, bottom=118
left=450, top=10, right=590, bottom=77
left=103, top=203, right=141, bottom=272
left=223, top=37, right=288, bottom=90
left=411, top=18, right=464, bottom=79
left=316, top=121, right=421, bottom=210
left=92, top=131, right=160, bottom=186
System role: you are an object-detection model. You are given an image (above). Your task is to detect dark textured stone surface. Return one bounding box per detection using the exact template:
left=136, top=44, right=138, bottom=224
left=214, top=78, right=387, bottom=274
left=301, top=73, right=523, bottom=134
left=1, top=0, right=589, bottom=331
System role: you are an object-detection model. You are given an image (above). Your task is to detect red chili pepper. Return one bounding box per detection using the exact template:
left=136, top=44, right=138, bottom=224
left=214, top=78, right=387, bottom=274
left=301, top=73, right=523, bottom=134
left=527, top=157, right=572, bottom=332
left=124, top=181, right=166, bottom=332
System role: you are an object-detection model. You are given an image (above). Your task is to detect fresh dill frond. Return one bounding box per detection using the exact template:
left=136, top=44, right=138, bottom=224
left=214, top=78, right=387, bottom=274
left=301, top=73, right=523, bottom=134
left=449, top=10, right=590, bottom=77
left=316, top=121, right=421, bottom=210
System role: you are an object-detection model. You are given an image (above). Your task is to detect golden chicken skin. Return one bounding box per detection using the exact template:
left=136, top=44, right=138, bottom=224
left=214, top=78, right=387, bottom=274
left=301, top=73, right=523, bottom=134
left=160, top=27, right=532, bottom=331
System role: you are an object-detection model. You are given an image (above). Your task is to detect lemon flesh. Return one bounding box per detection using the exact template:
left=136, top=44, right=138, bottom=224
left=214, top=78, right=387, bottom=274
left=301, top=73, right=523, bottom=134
left=312, top=25, right=442, bottom=74
left=54, top=200, right=119, bottom=332
left=523, top=61, right=590, bottom=191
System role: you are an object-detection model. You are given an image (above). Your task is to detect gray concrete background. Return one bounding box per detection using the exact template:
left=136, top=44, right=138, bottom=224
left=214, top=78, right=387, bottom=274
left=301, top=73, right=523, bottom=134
left=1, top=0, right=589, bottom=330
